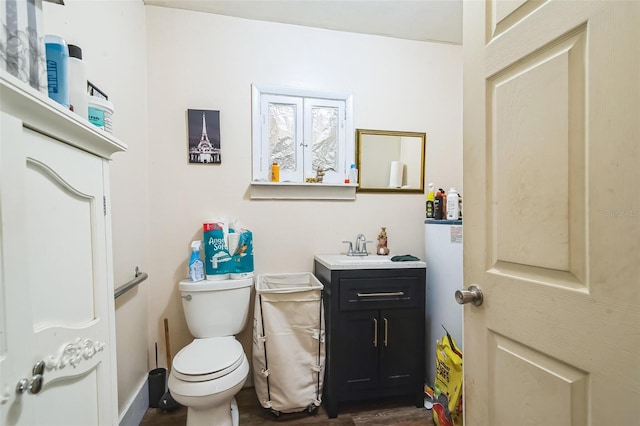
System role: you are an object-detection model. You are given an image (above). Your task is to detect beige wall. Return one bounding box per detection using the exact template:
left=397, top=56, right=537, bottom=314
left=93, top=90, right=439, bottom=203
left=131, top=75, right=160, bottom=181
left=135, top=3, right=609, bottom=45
left=42, top=0, right=150, bottom=417
left=42, top=1, right=462, bottom=418
left=145, top=5, right=462, bottom=382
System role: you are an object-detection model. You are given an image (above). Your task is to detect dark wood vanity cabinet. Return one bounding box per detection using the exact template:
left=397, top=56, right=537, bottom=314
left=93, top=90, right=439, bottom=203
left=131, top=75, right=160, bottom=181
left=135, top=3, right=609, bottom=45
left=314, top=262, right=426, bottom=418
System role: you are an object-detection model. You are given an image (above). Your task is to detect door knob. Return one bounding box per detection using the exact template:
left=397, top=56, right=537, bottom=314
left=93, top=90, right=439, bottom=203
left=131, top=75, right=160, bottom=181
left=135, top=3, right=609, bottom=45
left=32, top=360, right=45, bottom=376
left=455, top=285, right=483, bottom=306
left=15, top=375, right=43, bottom=395
left=15, top=360, right=46, bottom=395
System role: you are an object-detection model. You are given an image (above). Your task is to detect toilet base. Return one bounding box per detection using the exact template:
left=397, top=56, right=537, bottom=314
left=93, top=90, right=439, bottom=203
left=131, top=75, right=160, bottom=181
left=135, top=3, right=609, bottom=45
left=169, top=354, right=249, bottom=426
left=184, top=387, right=243, bottom=426
left=231, top=397, right=239, bottom=425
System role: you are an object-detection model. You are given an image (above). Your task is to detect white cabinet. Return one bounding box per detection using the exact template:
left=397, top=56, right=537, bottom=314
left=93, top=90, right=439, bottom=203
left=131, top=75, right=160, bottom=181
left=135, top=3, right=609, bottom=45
left=0, top=71, right=126, bottom=425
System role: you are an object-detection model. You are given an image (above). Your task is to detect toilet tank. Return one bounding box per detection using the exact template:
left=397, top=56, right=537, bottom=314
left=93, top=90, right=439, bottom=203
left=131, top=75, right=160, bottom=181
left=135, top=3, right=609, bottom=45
left=178, top=278, right=253, bottom=338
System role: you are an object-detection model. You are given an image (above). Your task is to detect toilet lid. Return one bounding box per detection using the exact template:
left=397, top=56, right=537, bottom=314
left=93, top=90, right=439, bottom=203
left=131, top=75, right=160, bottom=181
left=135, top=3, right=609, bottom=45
left=172, top=337, right=244, bottom=382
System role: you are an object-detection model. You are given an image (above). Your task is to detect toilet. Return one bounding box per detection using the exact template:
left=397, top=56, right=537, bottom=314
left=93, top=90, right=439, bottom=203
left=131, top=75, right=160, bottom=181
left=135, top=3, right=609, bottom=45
left=168, top=278, right=253, bottom=426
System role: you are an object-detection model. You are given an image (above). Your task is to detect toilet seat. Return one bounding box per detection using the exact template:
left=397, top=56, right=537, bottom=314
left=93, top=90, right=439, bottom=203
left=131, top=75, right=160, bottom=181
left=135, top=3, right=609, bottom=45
left=172, top=337, right=244, bottom=382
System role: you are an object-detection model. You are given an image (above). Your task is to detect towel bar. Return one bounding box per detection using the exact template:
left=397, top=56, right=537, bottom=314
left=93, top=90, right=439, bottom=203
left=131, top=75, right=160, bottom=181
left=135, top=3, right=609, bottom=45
left=114, top=266, right=148, bottom=299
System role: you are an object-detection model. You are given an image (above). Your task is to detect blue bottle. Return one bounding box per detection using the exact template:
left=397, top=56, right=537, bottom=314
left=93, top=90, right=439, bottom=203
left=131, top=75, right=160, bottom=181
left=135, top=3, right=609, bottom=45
left=45, top=34, right=69, bottom=108
left=188, top=241, right=205, bottom=282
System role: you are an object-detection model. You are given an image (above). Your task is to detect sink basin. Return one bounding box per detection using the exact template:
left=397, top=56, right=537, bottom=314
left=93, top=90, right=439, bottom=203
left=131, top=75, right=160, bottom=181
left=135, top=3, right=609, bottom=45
left=336, top=256, right=393, bottom=264
left=314, top=254, right=426, bottom=270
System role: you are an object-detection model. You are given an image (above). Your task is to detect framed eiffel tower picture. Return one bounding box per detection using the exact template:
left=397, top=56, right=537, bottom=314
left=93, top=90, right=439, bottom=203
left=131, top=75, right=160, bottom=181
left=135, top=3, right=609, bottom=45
left=187, top=109, right=221, bottom=164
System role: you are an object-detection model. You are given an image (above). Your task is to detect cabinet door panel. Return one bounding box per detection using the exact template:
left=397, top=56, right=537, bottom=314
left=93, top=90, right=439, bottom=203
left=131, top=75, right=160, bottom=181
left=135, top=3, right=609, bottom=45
left=0, top=119, right=115, bottom=425
left=379, top=309, right=423, bottom=389
left=337, top=310, right=379, bottom=393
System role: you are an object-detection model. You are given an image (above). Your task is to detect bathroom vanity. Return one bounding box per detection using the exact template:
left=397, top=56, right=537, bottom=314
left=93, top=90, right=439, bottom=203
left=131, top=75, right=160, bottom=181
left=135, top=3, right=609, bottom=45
left=313, top=255, right=426, bottom=418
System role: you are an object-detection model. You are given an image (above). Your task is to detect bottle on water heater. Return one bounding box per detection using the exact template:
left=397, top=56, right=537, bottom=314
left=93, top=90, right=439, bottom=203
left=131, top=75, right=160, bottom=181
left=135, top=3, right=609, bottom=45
left=426, top=183, right=435, bottom=218
left=446, top=187, right=459, bottom=220
left=434, top=189, right=444, bottom=220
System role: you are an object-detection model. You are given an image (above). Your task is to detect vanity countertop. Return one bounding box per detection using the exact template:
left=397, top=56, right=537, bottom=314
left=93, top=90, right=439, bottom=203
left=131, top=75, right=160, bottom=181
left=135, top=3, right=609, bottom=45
left=314, top=254, right=426, bottom=270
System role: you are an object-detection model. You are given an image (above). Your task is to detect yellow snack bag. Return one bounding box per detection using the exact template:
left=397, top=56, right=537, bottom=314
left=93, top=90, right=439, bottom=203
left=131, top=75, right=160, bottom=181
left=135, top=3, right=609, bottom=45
left=433, top=330, right=463, bottom=426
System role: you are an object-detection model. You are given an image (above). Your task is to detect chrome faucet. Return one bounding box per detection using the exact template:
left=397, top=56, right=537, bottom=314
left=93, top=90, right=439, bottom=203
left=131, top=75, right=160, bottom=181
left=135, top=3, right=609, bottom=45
left=342, top=234, right=372, bottom=256
left=355, top=234, right=366, bottom=253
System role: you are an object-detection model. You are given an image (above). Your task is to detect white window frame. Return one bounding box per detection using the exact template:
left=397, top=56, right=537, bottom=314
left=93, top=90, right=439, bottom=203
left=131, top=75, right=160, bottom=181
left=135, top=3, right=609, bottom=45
left=252, top=84, right=354, bottom=184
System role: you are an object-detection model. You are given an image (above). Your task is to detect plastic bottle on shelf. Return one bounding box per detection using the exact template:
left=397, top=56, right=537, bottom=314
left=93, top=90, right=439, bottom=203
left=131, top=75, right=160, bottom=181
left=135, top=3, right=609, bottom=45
left=349, top=164, right=358, bottom=185
left=446, top=187, right=459, bottom=220
left=270, top=163, right=280, bottom=182
left=440, top=188, right=447, bottom=220
left=188, top=241, right=205, bottom=282
left=67, top=44, right=88, bottom=120
left=44, top=34, right=70, bottom=108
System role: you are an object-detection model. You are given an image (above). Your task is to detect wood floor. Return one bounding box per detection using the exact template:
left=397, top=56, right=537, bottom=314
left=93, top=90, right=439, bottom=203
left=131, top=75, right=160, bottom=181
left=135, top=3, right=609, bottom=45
left=140, top=387, right=434, bottom=425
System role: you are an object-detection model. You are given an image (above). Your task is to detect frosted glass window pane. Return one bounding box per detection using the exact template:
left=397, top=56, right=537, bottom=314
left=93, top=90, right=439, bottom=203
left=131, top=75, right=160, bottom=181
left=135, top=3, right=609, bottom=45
left=269, top=103, right=297, bottom=171
left=311, top=106, right=338, bottom=172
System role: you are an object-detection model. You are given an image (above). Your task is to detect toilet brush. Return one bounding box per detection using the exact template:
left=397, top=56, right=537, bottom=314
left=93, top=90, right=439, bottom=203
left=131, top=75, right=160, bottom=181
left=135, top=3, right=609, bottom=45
left=148, top=342, right=166, bottom=409
left=159, top=318, right=180, bottom=411
left=164, top=318, right=172, bottom=371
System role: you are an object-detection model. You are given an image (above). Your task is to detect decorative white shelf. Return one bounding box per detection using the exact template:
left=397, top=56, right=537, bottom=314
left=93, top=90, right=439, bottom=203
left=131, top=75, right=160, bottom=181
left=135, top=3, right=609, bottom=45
left=250, top=181, right=357, bottom=200
left=0, top=70, right=126, bottom=159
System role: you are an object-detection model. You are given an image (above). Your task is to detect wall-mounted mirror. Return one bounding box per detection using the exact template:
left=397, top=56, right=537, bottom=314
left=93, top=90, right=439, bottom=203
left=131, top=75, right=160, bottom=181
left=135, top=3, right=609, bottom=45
left=356, top=129, right=425, bottom=193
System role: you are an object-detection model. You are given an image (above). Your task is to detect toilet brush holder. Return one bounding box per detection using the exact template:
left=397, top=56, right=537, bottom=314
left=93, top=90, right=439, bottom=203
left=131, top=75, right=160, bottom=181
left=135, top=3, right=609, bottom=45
left=158, top=390, right=181, bottom=411
left=148, top=367, right=167, bottom=408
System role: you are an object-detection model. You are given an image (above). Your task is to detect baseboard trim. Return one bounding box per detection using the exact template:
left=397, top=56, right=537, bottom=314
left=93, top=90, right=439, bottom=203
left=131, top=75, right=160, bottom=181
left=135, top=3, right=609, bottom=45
left=119, top=376, right=149, bottom=426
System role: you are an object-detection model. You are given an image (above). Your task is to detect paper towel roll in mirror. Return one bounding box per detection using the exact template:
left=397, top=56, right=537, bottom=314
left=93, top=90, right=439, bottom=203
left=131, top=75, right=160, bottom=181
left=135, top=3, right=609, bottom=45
left=389, top=161, right=404, bottom=188
left=356, top=129, right=425, bottom=193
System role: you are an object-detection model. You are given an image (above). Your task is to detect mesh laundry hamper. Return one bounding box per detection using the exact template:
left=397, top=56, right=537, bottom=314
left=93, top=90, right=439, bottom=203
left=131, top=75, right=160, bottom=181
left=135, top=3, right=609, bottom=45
left=252, top=273, right=325, bottom=415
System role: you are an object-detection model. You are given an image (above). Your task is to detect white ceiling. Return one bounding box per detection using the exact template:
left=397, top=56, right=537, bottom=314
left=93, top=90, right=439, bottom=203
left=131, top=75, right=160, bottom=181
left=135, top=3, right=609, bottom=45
left=144, top=0, right=463, bottom=44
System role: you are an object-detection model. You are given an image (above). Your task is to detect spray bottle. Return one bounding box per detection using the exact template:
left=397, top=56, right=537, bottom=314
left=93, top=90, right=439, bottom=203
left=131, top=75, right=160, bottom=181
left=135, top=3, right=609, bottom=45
left=426, top=183, right=435, bottom=219
left=188, top=241, right=205, bottom=282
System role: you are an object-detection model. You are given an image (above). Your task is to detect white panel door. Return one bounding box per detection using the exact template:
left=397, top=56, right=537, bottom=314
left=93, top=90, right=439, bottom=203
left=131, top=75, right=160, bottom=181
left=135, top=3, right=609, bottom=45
left=0, top=113, right=117, bottom=425
left=463, top=1, right=639, bottom=425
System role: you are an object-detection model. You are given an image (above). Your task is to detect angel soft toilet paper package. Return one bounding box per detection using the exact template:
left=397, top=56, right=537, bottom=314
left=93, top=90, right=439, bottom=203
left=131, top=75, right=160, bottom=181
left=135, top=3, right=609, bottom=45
left=203, top=220, right=231, bottom=280
left=228, top=224, right=254, bottom=279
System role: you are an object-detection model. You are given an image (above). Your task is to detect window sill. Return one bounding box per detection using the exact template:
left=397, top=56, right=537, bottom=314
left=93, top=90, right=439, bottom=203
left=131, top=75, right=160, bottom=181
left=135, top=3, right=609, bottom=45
left=250, top=181, right=357, bottom=200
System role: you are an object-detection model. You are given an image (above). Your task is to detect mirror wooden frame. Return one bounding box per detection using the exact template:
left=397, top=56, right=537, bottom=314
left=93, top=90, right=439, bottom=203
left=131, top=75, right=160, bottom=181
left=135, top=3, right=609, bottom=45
left=355, top=129, right=425, bottom=193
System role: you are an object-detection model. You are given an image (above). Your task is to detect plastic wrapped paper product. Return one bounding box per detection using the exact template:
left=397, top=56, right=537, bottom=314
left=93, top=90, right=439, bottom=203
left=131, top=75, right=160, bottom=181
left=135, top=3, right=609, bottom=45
left=0, top=0, right=48, bottom=93
left=203, top=221, right=231, bottom=280
left=433, top=330, right=463, bottom=426
left=229, top=226, right=254, bottom=279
